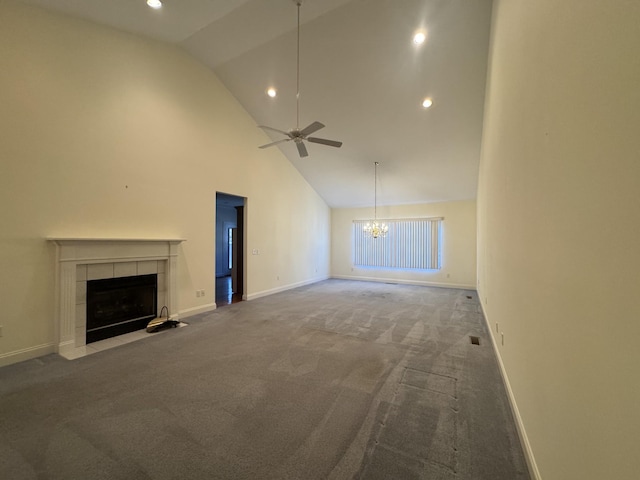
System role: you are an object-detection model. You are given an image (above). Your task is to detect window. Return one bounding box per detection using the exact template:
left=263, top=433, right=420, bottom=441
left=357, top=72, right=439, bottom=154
left=353, top=217, right=442, bottom=270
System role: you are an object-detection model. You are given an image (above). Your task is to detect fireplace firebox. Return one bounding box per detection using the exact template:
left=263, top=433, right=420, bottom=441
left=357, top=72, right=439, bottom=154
left=86, top=274, right=158, bottom=344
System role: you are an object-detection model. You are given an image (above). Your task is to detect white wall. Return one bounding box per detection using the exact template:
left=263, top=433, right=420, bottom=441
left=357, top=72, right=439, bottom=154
left=0, top=1, right=330, bottom=366
left=478, top=1, right=640, bottom=479
left=331, top=201, right=476, bottom=289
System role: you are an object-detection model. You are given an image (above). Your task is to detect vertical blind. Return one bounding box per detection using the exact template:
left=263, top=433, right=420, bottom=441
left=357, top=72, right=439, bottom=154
left=353, top=218, right=442, bottom=270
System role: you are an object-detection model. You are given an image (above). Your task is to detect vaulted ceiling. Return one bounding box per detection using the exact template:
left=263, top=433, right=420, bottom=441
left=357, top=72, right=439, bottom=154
left=19, top=0, right=493, bottom=208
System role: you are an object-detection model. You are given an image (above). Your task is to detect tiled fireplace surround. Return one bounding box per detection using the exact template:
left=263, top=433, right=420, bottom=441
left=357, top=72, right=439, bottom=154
left=50, top=238, right=184, bottom=360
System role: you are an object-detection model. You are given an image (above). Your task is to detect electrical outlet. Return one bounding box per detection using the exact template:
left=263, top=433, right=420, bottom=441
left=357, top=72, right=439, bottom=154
left=200, top=289, right=205, bottom=297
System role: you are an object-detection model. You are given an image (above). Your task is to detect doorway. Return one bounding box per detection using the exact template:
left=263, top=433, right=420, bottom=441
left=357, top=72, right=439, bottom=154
left=215, top=192, right=245, bottom=307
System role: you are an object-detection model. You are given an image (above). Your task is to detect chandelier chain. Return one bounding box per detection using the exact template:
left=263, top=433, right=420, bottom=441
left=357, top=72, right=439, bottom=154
left=374, top=161, right=378, bottom=220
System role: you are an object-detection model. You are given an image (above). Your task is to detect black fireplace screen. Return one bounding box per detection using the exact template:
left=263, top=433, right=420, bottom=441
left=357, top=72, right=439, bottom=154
left=86, top=274, right=157, bottom=343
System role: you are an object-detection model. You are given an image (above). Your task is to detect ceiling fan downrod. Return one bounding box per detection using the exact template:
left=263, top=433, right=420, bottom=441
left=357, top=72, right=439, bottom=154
left=296, top=1, right=301, bottom=130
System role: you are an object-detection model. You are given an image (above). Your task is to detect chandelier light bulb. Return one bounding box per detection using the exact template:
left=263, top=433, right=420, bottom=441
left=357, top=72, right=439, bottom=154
left=147, top=0, right=162, bottom=9
left=266, top=87, right=277, bottom=98
left=422, top=98, right=433, bottom=108
left=413, top=31, right=426, bottom=45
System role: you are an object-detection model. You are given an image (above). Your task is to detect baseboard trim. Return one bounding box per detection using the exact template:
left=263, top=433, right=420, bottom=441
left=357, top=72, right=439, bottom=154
left=0, top=342, right=56, bottom=368
left=331, top=274, right=476, bottom=290
left=179, top=303, right=217, bottom=318
left=246, top=276, right=329, bottom=301
left=479, top=302, right=541, bottom=480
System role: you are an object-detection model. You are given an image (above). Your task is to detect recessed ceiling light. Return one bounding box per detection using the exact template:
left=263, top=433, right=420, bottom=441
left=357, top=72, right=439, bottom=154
left=266, top=88, right=277, bottom=98
left=422, top=98, right=433, bottom=108
left=146, top=0, right=162, bottom=9
left=413, top=31, right=427, bottom=45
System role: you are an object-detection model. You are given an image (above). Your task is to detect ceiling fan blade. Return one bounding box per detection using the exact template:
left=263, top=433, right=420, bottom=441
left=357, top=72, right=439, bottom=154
left=259, top=138, right=292, bottom=149
left=300, top=121, right=325, bottom=136
left=307, top=137, right=343, bottom=148
left=296, top=141, right=309, bottom=158
left=258, top=125, right=290, bottom=137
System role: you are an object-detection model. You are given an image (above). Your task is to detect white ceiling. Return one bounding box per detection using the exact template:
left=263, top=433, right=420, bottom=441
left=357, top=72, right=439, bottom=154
left=19, top=0, right=493, bottom=209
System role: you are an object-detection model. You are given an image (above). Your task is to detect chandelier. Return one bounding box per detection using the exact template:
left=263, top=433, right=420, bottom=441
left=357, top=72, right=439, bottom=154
left=363, top=162, right=388, bottom=238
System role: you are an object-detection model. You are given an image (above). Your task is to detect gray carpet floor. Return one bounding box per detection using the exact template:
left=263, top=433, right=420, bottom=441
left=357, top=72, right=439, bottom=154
left=0, top=279, right=530, bottom=479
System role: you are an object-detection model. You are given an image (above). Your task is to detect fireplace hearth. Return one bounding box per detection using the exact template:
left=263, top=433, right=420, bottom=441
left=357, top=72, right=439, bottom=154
left=87, top=274, right=158, bottom=344
left=49, top=238, right=184, bottom=360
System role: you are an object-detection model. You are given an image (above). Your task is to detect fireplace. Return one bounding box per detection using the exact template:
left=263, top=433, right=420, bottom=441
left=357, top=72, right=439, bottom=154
left=49, top=238, right=184, bottom=359
left=87, top=274, right=158, bottom=344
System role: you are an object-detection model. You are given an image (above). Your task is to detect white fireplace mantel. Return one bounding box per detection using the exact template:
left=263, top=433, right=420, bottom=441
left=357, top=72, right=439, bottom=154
left=49, top=238, right=185, bottom=359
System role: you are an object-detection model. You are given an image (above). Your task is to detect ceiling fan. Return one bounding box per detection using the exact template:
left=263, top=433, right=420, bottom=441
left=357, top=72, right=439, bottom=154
left=258, top=1, right=342, bottom=158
